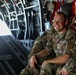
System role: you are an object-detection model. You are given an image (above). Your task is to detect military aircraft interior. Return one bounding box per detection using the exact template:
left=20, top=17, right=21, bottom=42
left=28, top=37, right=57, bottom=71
left=0, top=0, right=76, bottom=75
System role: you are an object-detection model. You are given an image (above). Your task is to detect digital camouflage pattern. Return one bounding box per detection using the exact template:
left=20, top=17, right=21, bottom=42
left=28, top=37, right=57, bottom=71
left=56, top=58, right=76, bottom=75
left=39, top=28, right=76, bottom=75
left=57, top=49, right=76, bottom=75
left=55, top=28, right=76, bottom=75
left=19, top=27, right=76, bottom=75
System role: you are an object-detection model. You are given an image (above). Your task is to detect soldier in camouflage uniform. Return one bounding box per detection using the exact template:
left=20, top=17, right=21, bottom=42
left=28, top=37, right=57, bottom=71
left=28, top=11, right=76, bottom=75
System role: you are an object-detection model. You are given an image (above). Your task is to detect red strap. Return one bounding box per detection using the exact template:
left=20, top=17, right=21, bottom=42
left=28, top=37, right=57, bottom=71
left=72, top=0, right=76, bottom=16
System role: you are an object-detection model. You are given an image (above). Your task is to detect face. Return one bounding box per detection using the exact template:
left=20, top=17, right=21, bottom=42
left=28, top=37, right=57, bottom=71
left=53, top=14, right=66, bottom=33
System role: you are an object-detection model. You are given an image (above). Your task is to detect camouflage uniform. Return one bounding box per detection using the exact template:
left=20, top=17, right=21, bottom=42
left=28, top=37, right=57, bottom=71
left=56, top=58, right=76, bottom=75
left=20, top=29, right=76, bottom=75
left=55, top=29, right=76, bottom=75
left=39, top=28, right=76, bottom=75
